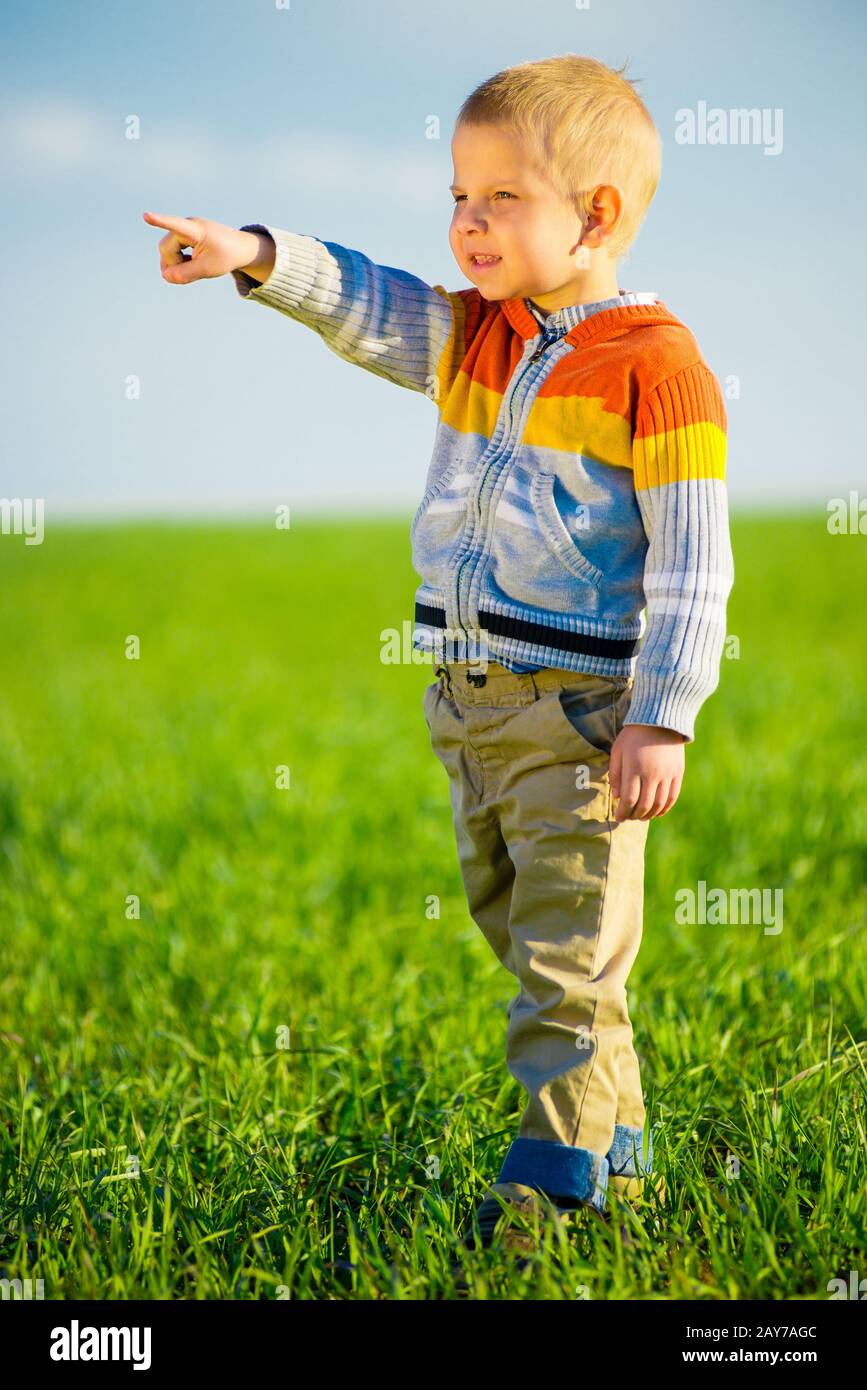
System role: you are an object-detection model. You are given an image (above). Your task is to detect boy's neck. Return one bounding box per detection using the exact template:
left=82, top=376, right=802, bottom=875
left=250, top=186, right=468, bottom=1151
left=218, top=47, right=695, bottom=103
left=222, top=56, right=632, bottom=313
left=528, top=265, right=621, bottom=317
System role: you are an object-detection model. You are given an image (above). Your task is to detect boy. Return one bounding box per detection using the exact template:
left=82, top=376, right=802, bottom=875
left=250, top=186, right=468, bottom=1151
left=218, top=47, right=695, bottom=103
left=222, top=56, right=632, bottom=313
left=143, top=53, right=734, bottom=1249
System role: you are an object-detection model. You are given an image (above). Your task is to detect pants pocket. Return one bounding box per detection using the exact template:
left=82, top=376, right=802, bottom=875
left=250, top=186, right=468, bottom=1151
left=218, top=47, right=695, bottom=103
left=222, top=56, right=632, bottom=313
left=611, top=679, right=635, bottom=738
left=550, top=677, right=628, bottom=762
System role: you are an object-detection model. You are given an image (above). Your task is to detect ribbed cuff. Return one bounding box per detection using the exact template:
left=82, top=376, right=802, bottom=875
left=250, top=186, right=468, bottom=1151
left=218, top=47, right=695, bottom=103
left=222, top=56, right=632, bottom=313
left=497, top=1138, right=609, bottom=1213
left=623, top=667, right=717, bottom=743
left=231, top=223, right=322, bottom=312
left=606, top=1123, right=654, bottom=1179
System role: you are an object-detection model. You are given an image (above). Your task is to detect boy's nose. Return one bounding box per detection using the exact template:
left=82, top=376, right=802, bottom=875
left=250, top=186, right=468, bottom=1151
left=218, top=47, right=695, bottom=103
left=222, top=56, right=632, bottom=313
left=453, top=207, right=486, bottom=233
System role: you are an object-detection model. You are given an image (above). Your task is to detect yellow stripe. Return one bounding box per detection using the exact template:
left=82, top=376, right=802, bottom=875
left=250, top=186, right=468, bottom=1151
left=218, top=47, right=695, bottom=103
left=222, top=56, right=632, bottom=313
left=440, top=372, right=503, bottom=438
left=432, top=287, right=466, bottom=407
left=633, top=420, right=727, bottom=491
left=524, top=394, right=633, bottom=469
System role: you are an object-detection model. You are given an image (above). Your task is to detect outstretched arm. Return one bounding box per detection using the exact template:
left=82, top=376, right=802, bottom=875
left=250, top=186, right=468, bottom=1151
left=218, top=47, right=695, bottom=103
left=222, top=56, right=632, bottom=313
left=230, top=222, right=477, bottom=400
left=142, top=209, right=480, bottom=403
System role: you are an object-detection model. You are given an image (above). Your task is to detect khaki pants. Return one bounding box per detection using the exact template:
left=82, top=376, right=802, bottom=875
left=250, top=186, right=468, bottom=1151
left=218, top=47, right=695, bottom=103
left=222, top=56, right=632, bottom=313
left=423, top=659, right=655, bottom=1212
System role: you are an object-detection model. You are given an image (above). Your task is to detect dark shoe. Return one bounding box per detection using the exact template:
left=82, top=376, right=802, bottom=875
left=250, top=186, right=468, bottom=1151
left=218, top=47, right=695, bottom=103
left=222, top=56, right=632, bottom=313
left=462, top=1182, right=570, bottom=1254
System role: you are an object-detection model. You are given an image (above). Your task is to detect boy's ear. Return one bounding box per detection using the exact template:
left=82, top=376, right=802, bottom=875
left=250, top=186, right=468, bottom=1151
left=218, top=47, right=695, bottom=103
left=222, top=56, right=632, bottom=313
left=581, top=184, right=623, bottom=249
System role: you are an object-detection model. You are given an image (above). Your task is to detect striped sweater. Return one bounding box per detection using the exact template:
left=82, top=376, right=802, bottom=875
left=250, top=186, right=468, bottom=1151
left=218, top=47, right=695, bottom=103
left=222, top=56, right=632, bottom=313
left=232, top=224, right=735, bottom=741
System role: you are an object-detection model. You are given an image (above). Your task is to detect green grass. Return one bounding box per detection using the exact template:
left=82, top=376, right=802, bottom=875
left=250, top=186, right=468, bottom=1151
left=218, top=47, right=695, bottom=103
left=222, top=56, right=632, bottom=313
left=0, top=513, right=865, bottom=1300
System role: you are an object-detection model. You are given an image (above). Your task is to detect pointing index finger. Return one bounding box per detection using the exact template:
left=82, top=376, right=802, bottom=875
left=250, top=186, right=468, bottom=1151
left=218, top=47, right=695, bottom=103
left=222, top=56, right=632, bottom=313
left=142, top=211, right=200, bottom=240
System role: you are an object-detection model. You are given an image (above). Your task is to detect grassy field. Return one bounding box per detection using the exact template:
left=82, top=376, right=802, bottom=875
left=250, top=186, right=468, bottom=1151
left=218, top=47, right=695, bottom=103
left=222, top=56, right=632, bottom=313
left=0, top=513, right=865, bottom=1300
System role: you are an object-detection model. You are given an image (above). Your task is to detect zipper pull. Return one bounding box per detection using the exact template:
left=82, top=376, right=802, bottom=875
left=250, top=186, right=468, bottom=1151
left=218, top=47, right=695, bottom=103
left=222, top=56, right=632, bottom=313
left=529, top=326, right=559, bottom=363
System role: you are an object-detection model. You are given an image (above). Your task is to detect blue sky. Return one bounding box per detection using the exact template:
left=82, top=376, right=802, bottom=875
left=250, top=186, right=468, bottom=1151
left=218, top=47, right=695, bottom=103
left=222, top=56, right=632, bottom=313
left=1, top=0, right=864, bottom=516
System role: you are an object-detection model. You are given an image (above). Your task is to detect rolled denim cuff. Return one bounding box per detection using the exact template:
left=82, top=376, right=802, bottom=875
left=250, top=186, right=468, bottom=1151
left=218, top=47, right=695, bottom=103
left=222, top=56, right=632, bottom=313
left=497, top=1138, right=609, bottom=1213
left=606, top=1123, right=654, bottom=1179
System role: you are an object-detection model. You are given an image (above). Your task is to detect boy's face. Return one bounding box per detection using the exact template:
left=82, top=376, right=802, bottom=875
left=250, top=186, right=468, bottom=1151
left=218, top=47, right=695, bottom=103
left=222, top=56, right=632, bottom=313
left=449, top=121, right=586, bottom=306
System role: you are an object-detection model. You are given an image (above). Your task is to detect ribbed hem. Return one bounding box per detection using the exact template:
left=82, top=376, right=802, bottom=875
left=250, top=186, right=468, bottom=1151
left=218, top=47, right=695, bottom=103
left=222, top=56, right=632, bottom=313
left=231, top=224, right=322, bottom=311
left=606, top=1123, right=654, bottom=1179
left=497, top=1138, right=609, bottom=1213
left=412, top=592, right=642, bottom=680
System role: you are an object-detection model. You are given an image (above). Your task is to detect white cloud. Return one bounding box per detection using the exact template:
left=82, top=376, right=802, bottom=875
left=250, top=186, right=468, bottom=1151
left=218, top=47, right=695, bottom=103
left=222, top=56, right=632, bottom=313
left=0, top=99, right=444, bottom=201
left=0, top=101, right=105, bottom=168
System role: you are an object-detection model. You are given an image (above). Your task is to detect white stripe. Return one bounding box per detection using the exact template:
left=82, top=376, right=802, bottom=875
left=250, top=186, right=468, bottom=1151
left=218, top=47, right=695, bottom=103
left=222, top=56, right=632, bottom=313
left=645, top=570, right=733, bottom=595
left=494, top=498, right=537, bottom=528
left=423, top=472, right=475, bottom=513
left=502, top=473, right=530, bottom=500
left=646, top=597, right=728, bottom=616
left=427, top=496, right=469, bottom=514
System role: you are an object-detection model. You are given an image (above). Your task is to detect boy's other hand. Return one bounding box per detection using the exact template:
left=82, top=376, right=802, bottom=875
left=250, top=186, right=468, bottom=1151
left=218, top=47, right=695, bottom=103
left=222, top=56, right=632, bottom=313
left=609, top=723, right=686, bottom=821
left=142, top=211, right=275, bottom=285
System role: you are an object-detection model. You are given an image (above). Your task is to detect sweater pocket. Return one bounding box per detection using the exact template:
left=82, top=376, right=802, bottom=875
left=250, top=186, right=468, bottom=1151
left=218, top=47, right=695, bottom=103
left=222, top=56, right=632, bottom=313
left=529, top=469, right=604, bottom=589
left=486, top=465, right=608, bottom=615
left=410, top=455, right=473, bottom=588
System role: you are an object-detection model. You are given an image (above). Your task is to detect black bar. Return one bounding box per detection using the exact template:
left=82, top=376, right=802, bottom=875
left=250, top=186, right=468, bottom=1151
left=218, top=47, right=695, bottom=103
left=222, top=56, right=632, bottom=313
left=8, top=1296, right=860, bottom=1371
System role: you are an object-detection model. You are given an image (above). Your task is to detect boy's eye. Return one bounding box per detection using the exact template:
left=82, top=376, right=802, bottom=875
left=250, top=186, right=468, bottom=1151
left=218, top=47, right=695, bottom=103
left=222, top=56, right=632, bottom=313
left=451, top=191, right=515, bottom=204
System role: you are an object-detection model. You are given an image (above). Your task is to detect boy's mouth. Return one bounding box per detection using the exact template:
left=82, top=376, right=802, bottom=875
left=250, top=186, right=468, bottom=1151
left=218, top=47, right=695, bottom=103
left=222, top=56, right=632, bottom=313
left=469, top=253, right=501, bottom=270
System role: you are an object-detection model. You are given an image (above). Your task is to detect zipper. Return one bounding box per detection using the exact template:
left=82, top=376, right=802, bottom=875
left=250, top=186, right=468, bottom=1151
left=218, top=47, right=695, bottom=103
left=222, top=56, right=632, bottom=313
left=528, top=330, right=556, bottom=364
left=454, top=324, right=562, bottom=638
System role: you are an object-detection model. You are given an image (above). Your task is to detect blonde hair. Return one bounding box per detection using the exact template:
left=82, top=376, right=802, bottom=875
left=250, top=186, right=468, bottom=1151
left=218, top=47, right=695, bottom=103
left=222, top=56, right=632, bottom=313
left=455, top=54, right=661, bottom=258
